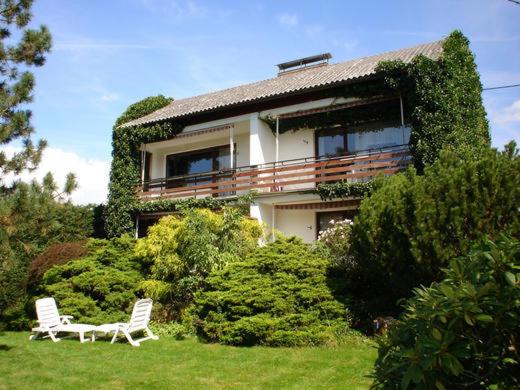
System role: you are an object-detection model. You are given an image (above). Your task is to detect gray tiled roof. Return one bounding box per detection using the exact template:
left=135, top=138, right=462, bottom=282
left=121, top=39, right=444, bottom=128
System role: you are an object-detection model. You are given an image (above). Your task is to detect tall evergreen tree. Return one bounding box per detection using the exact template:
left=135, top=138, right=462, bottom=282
left=0, top=0, right=51, bottom=179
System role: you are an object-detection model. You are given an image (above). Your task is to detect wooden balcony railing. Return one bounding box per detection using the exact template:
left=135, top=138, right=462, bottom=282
left=136, top=146, right=411, bottom=201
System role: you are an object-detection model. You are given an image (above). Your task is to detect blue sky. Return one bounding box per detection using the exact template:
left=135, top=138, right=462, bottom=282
left=16, top=0, right=520, bottom=203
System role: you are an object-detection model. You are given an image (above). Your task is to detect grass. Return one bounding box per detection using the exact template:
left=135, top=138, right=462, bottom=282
left=0, top=332, right=376, bottom=389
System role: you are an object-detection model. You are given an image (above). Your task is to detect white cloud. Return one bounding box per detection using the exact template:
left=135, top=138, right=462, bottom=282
left=2, top=146, right=110, bottom=205
left=277, top=13, right=298, bottom=27
left=495, top=99, right=520, bottom=124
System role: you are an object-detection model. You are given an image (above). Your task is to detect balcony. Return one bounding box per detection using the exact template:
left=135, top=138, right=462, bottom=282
left=136, top=145, right=411, bottom=201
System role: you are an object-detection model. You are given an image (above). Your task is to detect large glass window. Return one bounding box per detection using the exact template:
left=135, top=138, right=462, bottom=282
left=316, top=120, right=410, bottom=157
left=165, top=145, right=234, bottom=188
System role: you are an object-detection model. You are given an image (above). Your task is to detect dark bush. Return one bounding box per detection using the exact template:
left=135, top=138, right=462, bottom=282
left=372, top=236, right=520, bottom=389
left=39, top=236, right=144, bottom=325
left=191, top=237, right=349, bottom=346
left=348, top=142, right=520, bottom=322
left=29, top=241, right=89, bottom=284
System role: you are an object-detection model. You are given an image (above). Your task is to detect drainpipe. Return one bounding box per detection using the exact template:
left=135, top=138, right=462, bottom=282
left=140, top=144, right=146, bottom=183
left=229, top=126, right=234, bottom=168
left=271, top=204, right=276, bottom=242
left=275, top=117, right=279, bottom=163
left=399, top=95, right=405, bottom=145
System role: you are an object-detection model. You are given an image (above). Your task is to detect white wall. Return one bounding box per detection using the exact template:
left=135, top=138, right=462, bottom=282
left=278, top=128, right=314, bottom=162
left=249, top=113, right=276, bottom=165
left=274, top=208, right=316, bottom=243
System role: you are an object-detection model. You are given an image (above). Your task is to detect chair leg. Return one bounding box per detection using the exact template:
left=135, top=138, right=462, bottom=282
left=79, top=331, right=85, bottom=343
left=145, top=327, right=159, bottom=340
left=110, top=329, right=119, bottom=344
left=48, top=331, right=61, bottom=342
left=122, top=329, right=140, bottom=347
left=29, top=332, right=40, bottom=341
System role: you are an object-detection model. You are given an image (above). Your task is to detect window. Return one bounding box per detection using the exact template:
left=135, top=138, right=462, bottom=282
left=165, top=145, right=235, bottom=189
left=315, top=120, right=410, bottom=157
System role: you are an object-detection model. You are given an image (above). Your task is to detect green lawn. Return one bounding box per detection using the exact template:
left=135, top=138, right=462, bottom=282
left=0, top=332, right=376, bottom=389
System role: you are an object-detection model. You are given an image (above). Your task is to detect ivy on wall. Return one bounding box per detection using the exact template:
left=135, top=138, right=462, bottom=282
left=133, top=193, right=255, bottom=215
left=315, top=180, right=377, bottom=201
left=260, top=98, right=402, bottom=135
left=105, top=95, right=182, bottom=237
left=376, top=30, right=490, bottom=172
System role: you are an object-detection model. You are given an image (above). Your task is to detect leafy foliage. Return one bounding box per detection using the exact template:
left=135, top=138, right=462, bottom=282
left=317, top=218, right=354, bottom=271
left=29, top=240, right=89, bottom=284
left=134, top=192, right=255, bottom=216
left=105, top=95, right=178, bottom=237
left=0, top=178, right=93, bottom=328
left=315, top=180, right=377, bottom=200
left=260, top=98, right=402, bottom=135
left=192, top=237, right=349, bottom=346
left=0, top=0, right=52, bottom=177
left=372, top=237, right=520, bottom=389
left=377, top=30, right=489, bottom=172
left=39, top=236, right=143, bottom=325
left=348, top=142, right=520, bottom=321
left=135, top=208, right=264, bottom=320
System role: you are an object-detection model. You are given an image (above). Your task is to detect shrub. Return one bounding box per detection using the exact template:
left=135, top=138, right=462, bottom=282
left=39, top=236, right=143, bottom=325
left=29, top=241, right=89, bottom=284
left=135, top=208, right=264, bottom=320
left=317, top=218, right=354, bottom=271
left=191, top=237, right=349, bottom=346
left=0, top=181, right=94, bottom=329
left=348, top=142, right=520, bottom=320
left=372, top=236, right=520, bottom=389
left=148, top=321, right=188, bottom=340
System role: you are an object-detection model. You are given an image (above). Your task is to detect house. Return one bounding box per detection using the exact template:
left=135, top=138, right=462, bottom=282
left=120, top=40, right=444, bottom=242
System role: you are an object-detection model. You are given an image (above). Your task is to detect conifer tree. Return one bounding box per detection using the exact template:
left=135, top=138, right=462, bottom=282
left=0, top=0, right=52, bottom=178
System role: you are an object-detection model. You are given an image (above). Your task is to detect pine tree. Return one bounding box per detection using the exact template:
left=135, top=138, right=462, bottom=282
left=0, top=0, right=52, bottom=179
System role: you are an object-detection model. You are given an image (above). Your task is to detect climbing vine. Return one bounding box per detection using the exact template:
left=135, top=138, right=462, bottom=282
left=105, top=95, right=184, bottom=237
left=376, top=30, right=489, bottom=171
left=315, top=180, right=377, bottom=200
left=260, top=98, right=403, bottom=135
left=133, top=193, right=255, bottom=215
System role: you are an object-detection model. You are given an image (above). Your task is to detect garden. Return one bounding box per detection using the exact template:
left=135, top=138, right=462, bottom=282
left=0, top=8, right=519, bottom=387
left=2, top=141, right=519, bottom=389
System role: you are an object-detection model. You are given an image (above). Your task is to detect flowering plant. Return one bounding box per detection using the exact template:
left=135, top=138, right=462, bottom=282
left=317, top=218, right=354, bottom=270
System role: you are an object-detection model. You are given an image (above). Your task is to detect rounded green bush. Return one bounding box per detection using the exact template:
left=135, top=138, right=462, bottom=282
left=372, top=236, right=520, bottom=389
left=192, top=237, right=349, bottom=346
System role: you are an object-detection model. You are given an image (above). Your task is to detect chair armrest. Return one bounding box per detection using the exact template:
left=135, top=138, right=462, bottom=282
left=60, top=315, right=73, bottom=324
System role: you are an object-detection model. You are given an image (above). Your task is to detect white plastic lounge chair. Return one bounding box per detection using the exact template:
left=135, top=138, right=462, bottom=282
left=30, top=297, right=96, bottom=343
left=96, top=299, right=158, bottom=347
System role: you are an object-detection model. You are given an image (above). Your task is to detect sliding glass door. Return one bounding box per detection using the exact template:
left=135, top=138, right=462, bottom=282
left=165, top=145, right=234, bottom=189
left=315, top=120, right=410, bottom=158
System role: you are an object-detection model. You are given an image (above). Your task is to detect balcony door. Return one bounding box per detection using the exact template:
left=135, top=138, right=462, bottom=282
left=165, top=144, right=234, bottom=189
left=315, top=120, right=410, bottom=158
